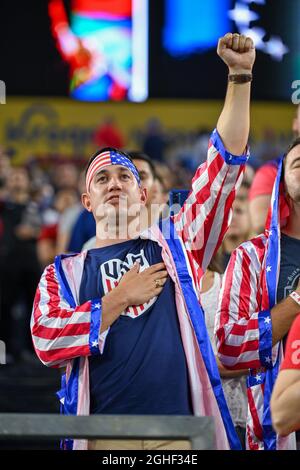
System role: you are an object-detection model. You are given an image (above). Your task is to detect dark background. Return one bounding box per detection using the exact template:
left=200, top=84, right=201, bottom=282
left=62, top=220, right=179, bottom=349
left=0, top=0, right=298, bottom=100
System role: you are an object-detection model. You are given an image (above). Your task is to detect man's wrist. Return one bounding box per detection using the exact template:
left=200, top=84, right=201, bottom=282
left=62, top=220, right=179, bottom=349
left=114, top=283, right=130, bottom=309
left=103, top=285, right=129, bottom=312
left=289, top=290, right=300, bottom=308
left=228, top=73, right=253, bottom=84
left=228, top=67, right=253, bottom=75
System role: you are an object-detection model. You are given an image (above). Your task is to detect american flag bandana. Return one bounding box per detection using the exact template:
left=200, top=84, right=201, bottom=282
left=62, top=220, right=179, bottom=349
left=86, top=149, right=141, bottom=192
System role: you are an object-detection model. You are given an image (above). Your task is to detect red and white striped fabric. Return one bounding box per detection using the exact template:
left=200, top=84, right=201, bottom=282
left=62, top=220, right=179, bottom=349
left=86, top=151, right=112, bottom=192
left=215, top=235, right=296, bottom=450
left=31, top=128, right=247, bottom=450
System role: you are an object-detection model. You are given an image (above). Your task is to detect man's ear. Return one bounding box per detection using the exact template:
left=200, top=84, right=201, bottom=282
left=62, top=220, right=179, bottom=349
left=140, top=187, right=147, bottom=205
left=81, top=193, right=93, bottom=212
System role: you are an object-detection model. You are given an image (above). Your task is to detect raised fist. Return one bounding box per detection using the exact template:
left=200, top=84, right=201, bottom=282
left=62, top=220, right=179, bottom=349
left=217, top=33, right=256, bottom=74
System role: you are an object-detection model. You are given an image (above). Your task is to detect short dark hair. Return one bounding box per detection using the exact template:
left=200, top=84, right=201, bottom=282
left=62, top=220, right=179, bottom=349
left=85, top=147, right=136, bottom=177
left=285, top=136, right=300, bottom=159
left=282, top=136, right=300, bottom=182
left=126, top=151, right=156, bottom=179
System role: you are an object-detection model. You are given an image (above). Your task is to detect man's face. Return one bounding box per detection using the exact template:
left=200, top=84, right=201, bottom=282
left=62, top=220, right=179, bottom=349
left=82, top=164, right=146, bottom=221
left=7, top=168, right=30, bottom=193
left=54, top=164, right=78, bottom=190
left=284, top=144, right=300, bottom=203
left=132, top=159, right=155, bottom=206
left=227, top=198, right=250, bottom=239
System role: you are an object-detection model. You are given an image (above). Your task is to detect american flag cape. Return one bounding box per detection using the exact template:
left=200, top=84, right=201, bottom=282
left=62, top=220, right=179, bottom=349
left=31, top=129, right=248, bottom=450
left=215, top=157, right=296, bottom=450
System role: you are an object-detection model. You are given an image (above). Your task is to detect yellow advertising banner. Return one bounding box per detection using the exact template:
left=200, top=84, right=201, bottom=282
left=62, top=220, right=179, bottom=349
left=0, top=97, right=296, bottom=164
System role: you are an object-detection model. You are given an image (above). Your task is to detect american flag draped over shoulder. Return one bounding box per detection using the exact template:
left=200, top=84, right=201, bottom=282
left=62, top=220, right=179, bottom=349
left=216, top=157, right=296, bottom=450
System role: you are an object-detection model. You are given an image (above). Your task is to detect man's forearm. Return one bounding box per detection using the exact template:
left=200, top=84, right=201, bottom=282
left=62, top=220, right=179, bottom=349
left=217, top=357, right=248, bottom=378
left=100, top=286, right=128, bottom=333
left=216, top=80, right=251, bottom=155
left=216, top=33, right=255, bottom=155
left=271, top=296, right=300, bottom=346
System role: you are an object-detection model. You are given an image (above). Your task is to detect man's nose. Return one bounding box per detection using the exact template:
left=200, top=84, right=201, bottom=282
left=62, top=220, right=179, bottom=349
left=107, top=175, right=122, bottom=191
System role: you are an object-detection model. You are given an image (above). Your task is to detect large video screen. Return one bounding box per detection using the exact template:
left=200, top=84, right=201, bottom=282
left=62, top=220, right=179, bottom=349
left=48, top=0, right=148, bottom=102
left=149, top=0, right=300, bottom=101
left=1, top=0, right=299, bottom=101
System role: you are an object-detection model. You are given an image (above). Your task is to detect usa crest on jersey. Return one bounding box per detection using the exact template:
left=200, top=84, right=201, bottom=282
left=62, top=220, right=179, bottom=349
left=100, top=249, right=157, bottom=318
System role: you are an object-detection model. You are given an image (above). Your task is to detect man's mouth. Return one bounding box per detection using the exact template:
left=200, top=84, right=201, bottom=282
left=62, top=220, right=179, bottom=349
left=106, top=194, right=127, bottom=203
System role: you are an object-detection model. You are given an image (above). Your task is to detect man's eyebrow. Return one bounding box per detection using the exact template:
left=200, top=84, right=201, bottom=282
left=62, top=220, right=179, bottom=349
left=95, top=169, right=109, bottom=176
left=118, top=167, right=132, bottom=172
left=94, top=167, right=133, bottom=177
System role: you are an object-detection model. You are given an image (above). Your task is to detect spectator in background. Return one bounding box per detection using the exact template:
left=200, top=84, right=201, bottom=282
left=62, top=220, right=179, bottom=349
left=0, top=150, right=11, bottom=201
left=0, top=167, right=41, bottom=361
left=154, top=161, right=177, bottom=194
left=220, top=180, right=252, bottom=271
left=215, top=136, right=300, bottom=450
left=38, top=188, right=79, bottom=267
left=271, top=315, right=300, bottom=439
left=248, top=160, right=278, bottom=234
left=128, top=155, right=171, bottom=212
left=52, top=162, right=79, bottom=192
left=135, top=118, right=168, bottom=163
left=249, top=104, right=300, bottom=234
left=56, top=171, right=85, bottom=253
left=151, top=172, right=169, bottom=207
left=0, top=149, right=11, bottom=179
left=93, top=116, right=125, bottom=150
left=67, top=206, right=96, bottom=253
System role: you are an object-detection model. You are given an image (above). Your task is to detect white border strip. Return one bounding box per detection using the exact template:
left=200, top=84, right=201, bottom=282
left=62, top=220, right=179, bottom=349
left=129, top=0, right=149, bottom=102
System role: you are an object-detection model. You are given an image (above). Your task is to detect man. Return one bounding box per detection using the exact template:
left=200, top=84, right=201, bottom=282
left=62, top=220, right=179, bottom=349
left=31, top=33, right=254, bottom=450
left=271, top=315, right=300, bottom=439
left=128, top=151, right=157, bottom=206
left=81, top=151, right=160, bottom=250
left=249, top=104, right=300, bottom=234
left=215, top=136, right=300, bottom=450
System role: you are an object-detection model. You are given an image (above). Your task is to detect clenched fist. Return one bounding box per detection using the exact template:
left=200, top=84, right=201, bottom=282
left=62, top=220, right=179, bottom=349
left=217, top=33, right=256, bottom=74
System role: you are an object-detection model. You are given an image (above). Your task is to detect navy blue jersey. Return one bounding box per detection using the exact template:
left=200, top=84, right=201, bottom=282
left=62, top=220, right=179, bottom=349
left=277, top=233, right=300, bottom=303
left=79, top=238, right=192, bottom=415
